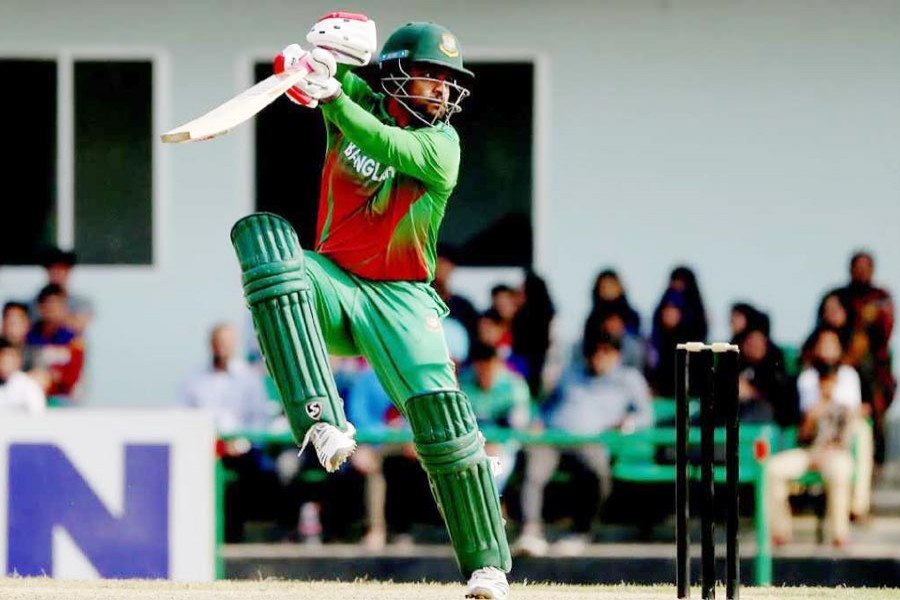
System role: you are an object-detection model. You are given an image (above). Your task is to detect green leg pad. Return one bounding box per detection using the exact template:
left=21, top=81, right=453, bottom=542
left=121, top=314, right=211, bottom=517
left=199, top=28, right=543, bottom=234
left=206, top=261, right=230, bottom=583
left=406, top=390, right=512, bottom=577
left=230, top=212, right=347, bottom=444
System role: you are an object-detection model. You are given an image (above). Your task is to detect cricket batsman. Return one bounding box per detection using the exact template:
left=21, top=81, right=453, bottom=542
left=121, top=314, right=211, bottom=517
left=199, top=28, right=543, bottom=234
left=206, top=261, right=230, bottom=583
left=229, top=13, right=511, bottom=599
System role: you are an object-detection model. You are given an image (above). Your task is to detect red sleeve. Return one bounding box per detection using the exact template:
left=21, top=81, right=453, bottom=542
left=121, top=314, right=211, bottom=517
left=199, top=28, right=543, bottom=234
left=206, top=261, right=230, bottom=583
left=49, top=339, right=85, bottom=396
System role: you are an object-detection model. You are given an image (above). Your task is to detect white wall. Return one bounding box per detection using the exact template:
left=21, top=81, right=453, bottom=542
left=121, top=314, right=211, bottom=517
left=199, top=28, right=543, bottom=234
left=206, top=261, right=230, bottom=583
left=0, top=0, right=897, bottom=406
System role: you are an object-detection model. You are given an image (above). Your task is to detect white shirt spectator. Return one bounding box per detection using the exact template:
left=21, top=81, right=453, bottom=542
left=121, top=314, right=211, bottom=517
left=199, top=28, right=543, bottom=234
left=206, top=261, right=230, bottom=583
left=0, top=371, right=47, bottom=414
left=797, top=365, right=862, bottom=412
left=548, top=363, right=653, bottom=435
left=178, top=358, right=273, bottom=434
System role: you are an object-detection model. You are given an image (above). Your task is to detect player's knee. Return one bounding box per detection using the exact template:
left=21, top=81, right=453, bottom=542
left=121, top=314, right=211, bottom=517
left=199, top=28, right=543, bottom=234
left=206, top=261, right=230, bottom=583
left=231, top=212, right=311, bottom=306
left=231, top=212, right=307, bottom=272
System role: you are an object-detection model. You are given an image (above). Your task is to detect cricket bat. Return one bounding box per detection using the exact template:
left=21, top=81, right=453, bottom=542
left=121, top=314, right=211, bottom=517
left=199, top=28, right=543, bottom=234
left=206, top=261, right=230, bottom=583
left=161, top=66, right=310, bottom=144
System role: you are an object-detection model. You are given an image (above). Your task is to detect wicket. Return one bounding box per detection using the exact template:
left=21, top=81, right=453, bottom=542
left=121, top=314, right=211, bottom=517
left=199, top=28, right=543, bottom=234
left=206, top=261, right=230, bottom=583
left=675, top=342, right=741, bottom=600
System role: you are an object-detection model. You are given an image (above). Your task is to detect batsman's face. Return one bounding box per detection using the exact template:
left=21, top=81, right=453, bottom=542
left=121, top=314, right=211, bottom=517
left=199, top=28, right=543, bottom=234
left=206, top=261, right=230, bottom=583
left=407, top=66, right=451, bottom=118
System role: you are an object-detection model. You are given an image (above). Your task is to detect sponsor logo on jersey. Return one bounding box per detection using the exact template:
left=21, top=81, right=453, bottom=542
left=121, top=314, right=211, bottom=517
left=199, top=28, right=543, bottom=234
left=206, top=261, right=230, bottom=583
left=343, top=142, right=396, bottom=183
left=439, top=33, right=459, bottom=58
left=305, top=402, right=323, bottom=420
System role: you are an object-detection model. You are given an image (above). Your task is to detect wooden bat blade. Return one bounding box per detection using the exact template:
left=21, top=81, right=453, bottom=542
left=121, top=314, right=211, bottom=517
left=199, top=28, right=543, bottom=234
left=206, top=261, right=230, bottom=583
left=161, top=67, right=309, bottom=144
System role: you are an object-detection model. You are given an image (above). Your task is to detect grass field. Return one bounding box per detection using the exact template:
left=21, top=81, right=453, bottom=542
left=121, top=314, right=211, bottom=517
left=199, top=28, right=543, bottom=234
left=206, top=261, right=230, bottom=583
left=1, top=579, right=897, bottom=600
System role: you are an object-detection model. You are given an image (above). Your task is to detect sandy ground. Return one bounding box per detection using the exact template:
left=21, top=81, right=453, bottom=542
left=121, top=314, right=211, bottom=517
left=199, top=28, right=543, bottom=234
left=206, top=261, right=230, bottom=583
left=0, top=579, right=897, bottom=600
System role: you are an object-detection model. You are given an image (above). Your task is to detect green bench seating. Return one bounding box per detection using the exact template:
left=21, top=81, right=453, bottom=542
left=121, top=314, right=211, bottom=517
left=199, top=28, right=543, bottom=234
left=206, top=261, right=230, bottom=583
left=217, top=398, right=779, bottom=584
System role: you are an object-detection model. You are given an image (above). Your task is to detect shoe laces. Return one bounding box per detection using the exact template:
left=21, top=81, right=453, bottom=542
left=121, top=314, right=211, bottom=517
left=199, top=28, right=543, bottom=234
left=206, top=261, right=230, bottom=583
left=470, top=566, right=508, bottom=584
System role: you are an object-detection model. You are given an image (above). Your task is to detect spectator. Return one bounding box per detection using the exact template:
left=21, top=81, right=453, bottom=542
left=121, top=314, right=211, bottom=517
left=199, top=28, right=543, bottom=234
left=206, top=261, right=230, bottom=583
left=655, top=266, right=708, bottom=343
left=584, top=269, right=641, bottom=336
left=26, top=284, right=85, bottom=403
left=799, top=327, right=874, bottom=521
left=179, top=322, right=274, bottom=433
left=2, top=302, right=34, bottom=369
left=491, top=284, right=520, bottom=328
left=0, top=337, right=46, bottom=414
left=432, top=244, right=480, bottom=347
left=825, top=250, right=895, bottom=463
left=766, top=331, right=861, bottom=547
left=459, top=342, right=532, bottom=492
left=583, top=312, right=647, bottom=373
left=647, top=289, right=691, bottom=397
left=735, top=326, right=796, bottom=425
left=477, top=308, right=513, bottom=361
left=816, top=293, right=853, bottom=348
left=513, top=333, right=653, bottom=557
left=511, top=271, right=556, bottom=399
left=35, top=247, right=93, bottom=334
left=730, top=302, right=770, bottom=343
left=178, top=322, right=279, bottom=542
left=481, top=284, right=519, bottom=362
left=801, top=293, right=853, bottom=368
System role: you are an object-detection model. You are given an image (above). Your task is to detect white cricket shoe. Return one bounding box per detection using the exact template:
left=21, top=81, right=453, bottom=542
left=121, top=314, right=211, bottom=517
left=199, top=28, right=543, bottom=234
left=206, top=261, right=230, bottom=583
left=466, top=566, right=510, bottom=599
left=302, top=422, right=356, bottom=472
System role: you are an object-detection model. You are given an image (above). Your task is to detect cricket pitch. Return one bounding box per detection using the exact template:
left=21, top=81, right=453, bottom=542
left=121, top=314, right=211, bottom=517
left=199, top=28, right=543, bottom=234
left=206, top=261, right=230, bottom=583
left=1, top=579, right=897, bottom=600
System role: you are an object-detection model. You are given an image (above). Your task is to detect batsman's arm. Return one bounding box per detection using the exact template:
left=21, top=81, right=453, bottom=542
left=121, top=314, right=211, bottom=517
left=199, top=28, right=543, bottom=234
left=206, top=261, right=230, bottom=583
left=321, top=93, right=459, bottom=191
left=335, top=67, right=376, bottom=105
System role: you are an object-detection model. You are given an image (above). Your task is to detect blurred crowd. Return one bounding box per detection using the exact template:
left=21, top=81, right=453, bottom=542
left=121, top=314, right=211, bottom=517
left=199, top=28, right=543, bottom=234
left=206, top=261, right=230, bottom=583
left=0, top=248, right=91, bottom=412
left=2, top=247, right=895, bottom=553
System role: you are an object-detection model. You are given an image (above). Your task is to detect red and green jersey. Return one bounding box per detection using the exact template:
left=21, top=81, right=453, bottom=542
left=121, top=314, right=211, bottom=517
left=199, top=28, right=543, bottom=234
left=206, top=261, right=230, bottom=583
left=317, top=70, right=460, bottom=282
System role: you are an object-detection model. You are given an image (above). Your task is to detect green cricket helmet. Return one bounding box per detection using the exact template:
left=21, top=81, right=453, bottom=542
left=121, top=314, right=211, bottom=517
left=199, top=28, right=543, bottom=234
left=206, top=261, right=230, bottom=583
left=377, top=22, right=473, bottom=126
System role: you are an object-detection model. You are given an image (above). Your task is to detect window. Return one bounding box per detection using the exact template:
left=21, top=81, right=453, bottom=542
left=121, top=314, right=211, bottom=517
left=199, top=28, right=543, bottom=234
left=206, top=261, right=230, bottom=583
left=0, top=57, right=155, bottom=266
left=74, top=61, right=153, bottom=265
left=253, top=63, right=324, bottom=249
left=0, top=60, right=57, bottom=265
left=443, top=62, right=534, bottom=267
left=253, top=61, right=536, bottom=267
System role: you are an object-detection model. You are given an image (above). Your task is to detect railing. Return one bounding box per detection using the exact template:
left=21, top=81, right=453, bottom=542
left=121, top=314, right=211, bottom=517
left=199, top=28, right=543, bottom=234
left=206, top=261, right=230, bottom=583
left=217, top=422, right=776, bottom=585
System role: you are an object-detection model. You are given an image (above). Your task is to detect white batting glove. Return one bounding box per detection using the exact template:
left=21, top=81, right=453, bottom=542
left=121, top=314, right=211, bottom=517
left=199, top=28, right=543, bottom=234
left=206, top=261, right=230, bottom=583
left=295, top=47, right=341, bottom=105
left=274, top=43, right=317, bottom=107
left=306, top=12, right=377, bottom=67
left=274, top=45, right=341, bottom=108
